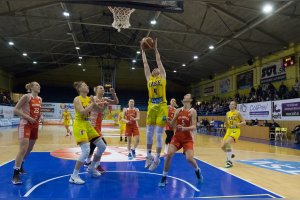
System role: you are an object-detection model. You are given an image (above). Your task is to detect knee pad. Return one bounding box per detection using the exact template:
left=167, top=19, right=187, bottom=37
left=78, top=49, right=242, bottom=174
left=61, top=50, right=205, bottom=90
left=146, top=125, right=155, bottom=144
left=94, top=138, right=106, bottom=156
left=156, top=126, right=164, bottom=148
left=78, top=143, right=90, bottom=163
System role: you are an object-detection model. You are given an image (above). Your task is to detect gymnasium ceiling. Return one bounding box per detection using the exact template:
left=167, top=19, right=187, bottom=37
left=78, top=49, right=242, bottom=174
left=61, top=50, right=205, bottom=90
left=0, top=0, right=300, bottom=88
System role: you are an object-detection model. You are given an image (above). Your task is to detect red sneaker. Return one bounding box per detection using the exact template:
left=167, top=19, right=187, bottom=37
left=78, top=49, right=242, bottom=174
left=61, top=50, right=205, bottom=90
left=96, top=165, right=106, bottom=174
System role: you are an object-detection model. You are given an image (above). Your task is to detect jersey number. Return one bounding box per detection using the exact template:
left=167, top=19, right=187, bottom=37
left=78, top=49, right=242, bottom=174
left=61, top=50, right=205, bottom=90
left=34, top=108, right=40, bottom=114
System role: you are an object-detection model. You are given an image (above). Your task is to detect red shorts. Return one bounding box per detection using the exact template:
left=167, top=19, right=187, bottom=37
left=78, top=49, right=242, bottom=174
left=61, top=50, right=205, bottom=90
left=125, top=125, right=139, bottom=137
left=18, top=123, right=39, bottom=140
left=170, top=133, right=194, bottom=153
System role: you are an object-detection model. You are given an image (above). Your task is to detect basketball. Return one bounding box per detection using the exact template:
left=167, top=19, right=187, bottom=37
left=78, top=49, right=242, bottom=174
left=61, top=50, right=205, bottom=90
left=141, top=37, right=154, bottom=50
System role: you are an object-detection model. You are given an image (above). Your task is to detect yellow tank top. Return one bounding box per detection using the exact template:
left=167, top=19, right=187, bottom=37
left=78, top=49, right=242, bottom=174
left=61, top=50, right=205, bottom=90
left=63, top=111, right=70, bottom=120
left=147, top=75, right=167, bottom=105
left=119, top=112, right=125, bottom=125
left=75, top=96, right=91, bottom=121
left=227, top=110, right=241, bottom=129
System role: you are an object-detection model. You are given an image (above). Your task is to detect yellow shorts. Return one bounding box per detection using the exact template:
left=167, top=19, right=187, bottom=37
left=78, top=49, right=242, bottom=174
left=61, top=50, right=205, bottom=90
left=73, top=120, right=99, bottom=144
left=146, top=103, right=168, bottom=127
left=223, top=128, right=240, bottom=142
left=64, top=120, right=70, bottom=126
left=120, top=124, right=126, bottom=134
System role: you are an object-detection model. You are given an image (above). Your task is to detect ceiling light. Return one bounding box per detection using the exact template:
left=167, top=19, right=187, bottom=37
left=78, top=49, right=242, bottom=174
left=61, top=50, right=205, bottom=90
left=8, top=41, right=14, bottom=46
left=136, top=51, right=141, bottom=54
left=78, top=63, right=82, bottom=66
left=79, top=56, right=82, bottom=59
left=173, top=70, right=177, bottom=73
left=22, top=53, right=28, bottom=56
left=33, top=61, right=37, bottom=64
left=132, top=67, right=135, bottom=70
left=150, top=20, right=157, bottom=25
left=182, top=64, right=186, bottom=67
left=132, top=59, right=136, bottom=63
left=83, top=68, right=86, bottom=72
left=75, top=46, right=80, bottom=50
left=63, top=11, right=70, bottom=17
left=209, top=45, right=215, bottom=50
left=193, top=55, right=198, bottom=59
left=262, top=4, right=273, bottom=14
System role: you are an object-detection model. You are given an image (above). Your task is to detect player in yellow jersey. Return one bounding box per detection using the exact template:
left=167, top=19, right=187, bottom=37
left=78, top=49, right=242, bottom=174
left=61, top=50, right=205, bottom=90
left=142, top=39, right=167, bottom=171
left=60, top=105, right=73, bottom=136
left=69, top=81, right=107, bottom=185
left=221, top=101, right=246, bottom=168
left=118, top=110, right=127, bottom=142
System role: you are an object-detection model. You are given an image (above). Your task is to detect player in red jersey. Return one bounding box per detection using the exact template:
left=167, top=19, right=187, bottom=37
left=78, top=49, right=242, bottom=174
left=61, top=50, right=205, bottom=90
left=122, top=99, right=140, bottom=160
left=84, top=86, right=118, bottom=173
left=164, top=98, right=177, bottom=154
left=12, top=82, right=42, bottom=185
left=159, top=94, right=203, bottom=187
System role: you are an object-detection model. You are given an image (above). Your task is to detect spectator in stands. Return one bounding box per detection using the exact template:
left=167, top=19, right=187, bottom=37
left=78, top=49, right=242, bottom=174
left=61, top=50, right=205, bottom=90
left=292, top=125, right=300, bottom=144
left=256, top=85, right=263, bottom=97
left=270, top=119, right=280, bottom=128
left=0, top=91, right=3, bottom=104
left=289, top=87, right=299, bottom=98
left=263, top=120, right=269, bottom=127
left=279, top=82, right=288, bottom=99
left=293, top=79, right=300, bottom=93
left=253, top=119, right=259, bottom=126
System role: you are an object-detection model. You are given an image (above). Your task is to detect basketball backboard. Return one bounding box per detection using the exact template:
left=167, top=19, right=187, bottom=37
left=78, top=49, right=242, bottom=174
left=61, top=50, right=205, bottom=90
left=64, top=0, right=184, bottom=13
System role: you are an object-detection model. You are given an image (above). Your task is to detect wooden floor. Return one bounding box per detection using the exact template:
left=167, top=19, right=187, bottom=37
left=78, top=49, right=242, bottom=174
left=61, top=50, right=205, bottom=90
left=1, top=125, right=300, bottom=199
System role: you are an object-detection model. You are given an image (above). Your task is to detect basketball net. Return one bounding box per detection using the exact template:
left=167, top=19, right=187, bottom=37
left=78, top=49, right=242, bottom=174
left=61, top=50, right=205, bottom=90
left=108, top=7, right=135, bottom=32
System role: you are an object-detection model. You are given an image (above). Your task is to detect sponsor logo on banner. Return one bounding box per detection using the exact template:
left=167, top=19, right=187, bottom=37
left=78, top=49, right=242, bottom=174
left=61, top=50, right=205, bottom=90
left=238, top=101, right=272, bottom=120
left=272, top=98, right=300, bottom=121
left=237, top=159, right=300, bottom=175
left=261, top=60, right=286, bottom=84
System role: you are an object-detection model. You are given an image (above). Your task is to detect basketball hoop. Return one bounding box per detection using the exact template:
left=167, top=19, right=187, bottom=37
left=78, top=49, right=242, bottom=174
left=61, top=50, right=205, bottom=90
left=108, top=7, right=135, bottom=32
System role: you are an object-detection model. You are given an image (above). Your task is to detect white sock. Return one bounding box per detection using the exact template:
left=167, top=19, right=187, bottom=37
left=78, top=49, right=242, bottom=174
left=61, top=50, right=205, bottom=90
left=89, top=161, right=97, bottom=169
left=226, top=151, right=232, bottom=161
left=155, top=154, right=160, bottom=162
left=86, top=157, right=91, bottom=163
left=147, top=149, right=151, bottom=157
left=164, top=144, right=169, bottom=154
left=73, top=169, right=79, bottom=176
left=163, top=171, right=168, bottom=176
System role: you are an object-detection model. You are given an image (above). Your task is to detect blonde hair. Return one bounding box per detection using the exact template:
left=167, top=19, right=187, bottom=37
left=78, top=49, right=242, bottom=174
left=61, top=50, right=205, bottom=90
left=25, top=81, right=37, bottom=92
left=73, top=81, right=84, bottom=93
left=93, top=85, right=104, bottom=93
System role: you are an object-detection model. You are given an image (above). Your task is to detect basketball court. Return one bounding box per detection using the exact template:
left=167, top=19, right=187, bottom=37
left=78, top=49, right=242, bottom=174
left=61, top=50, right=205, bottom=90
left=1, top=0, right=300, bottom=199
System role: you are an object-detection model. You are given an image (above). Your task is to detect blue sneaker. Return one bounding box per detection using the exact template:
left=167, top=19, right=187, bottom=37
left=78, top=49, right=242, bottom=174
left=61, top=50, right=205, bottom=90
left=158, top=176, right=167, bottom=187
left=128, top=153, right=133, bottom=160
left=131, top=149, right=136, bottom=158
left=195, top=169, right=203, bottom=183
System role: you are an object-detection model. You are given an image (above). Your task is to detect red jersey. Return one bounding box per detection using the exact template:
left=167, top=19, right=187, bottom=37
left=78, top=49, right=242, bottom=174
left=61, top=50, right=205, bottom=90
left=166, top=106, right=176, bottom=131
left=20, top=94, right=42, bottom=128
left=175, top=108, right=193, bottom=139
left=124, top=108, right=138, bottom=127
left=90, top=111, right=103, bottom=133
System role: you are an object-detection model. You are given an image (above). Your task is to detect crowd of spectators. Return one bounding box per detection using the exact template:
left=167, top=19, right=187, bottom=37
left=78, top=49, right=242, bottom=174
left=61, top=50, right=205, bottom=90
left=0, top=91, right=13, bottom=105
left=195, top=81, right=300, bottom=116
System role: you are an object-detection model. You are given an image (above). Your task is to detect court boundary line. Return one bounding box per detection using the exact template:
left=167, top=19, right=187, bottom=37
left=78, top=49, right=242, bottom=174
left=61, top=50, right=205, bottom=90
left=0, top=159, right=13, bottom=167
left=23, top=170, right=200, bottom=197
left=194, top=157, right=284, bottom=198
left=196, top=193, right=275, bottom=198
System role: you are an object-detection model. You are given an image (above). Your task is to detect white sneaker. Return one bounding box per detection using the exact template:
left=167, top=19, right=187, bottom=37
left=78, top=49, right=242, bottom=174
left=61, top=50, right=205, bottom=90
left=69, top=175, right=85, bottom=184
left=149, top=158, right=160, bottom=171
left=145, top=155, right=154, bottom=168
left=88, top=168, right=101, bottom=177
